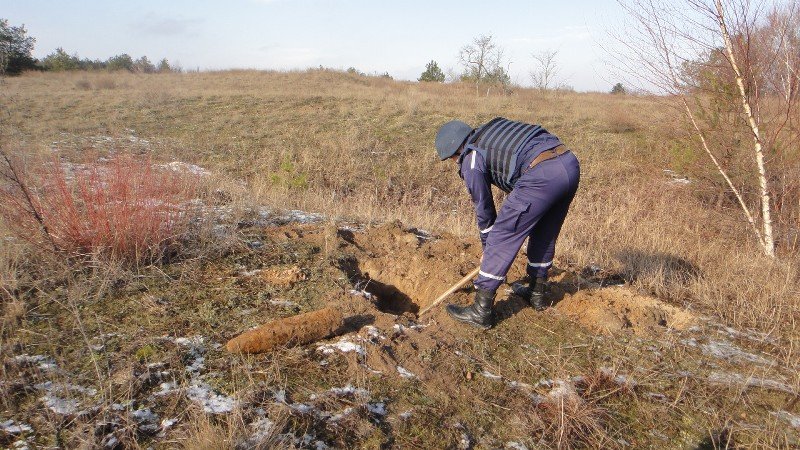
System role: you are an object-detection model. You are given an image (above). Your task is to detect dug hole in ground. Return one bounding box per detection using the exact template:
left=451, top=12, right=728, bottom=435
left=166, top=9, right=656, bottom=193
left=231, top=219, right=701, bottom=362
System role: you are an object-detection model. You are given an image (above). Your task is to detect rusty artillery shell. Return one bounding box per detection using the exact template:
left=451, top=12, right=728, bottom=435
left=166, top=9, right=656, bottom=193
left=225, top=306, right=344, bottom=354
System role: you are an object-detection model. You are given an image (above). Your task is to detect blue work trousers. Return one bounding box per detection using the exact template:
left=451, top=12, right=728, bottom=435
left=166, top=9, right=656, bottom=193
left=475, top=152, right=580, bottom=291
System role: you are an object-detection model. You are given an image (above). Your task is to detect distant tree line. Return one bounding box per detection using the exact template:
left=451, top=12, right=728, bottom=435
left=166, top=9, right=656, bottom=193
left=40, top=48, right=178, bottom=73
left=1, top=18, right=178, bottom=75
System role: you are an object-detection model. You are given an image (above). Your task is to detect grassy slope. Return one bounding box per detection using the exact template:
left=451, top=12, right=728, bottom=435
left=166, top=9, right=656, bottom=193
left=1, top=70, right=799, bottom=448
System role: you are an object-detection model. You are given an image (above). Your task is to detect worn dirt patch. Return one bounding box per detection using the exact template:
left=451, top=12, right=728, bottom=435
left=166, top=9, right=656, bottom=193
left=554, top=286, right=697, bottom=335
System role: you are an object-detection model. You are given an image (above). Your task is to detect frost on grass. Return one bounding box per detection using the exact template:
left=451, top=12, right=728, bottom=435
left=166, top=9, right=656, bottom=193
left=771, top=410, right=800, bottom=428
left=683, top=338, right=775, bottom=366
left=707, top=372, right=796, bottom=394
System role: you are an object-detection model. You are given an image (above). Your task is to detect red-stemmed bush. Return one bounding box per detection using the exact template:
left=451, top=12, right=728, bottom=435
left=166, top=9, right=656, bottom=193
left=1, top=151, right=199, bottom=266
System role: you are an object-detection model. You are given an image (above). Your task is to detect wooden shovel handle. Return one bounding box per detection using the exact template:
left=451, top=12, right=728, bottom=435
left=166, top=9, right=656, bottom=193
left=419, top=267, right=481, bottom=315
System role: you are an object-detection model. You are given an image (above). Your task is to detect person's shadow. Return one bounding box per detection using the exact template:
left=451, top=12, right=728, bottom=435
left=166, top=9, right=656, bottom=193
left=615, top=249, right=701, bottom=286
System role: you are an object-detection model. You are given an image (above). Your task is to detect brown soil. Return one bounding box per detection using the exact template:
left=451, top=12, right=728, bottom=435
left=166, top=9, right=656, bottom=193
left=554, top=286, right=697, bottom=335
left=344, top=220, right=481, bottom=314
left=249, top=220, right=699, bottom=360
left=226, top=306, right=344, bottom=353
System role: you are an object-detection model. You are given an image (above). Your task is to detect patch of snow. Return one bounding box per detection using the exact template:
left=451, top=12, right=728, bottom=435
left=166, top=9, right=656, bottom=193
left=399, top=410, right=413, bottom=419
left=41, top=394, right=81, bottom=415
left=458, top=432, right=472, bottom=450
left=160, top=418, right=177, bottom=430
left=131, top=408, right=160, bottom=434
left=548, top=380, right=579, bottom=400
left=481, top=370, right=502, bottom=380
left=329, top=385, right=369, bottom=397
left=12, top=354, right=58, bottom=372
left=771, top=410, right=800, bottom=428
left=282, top=210, right=324, bottom=224
left=153, top=381, right=179, bottom=397
left=290, top=403, right=315, bottom=414
left=269, top=299, right=300, bottom=308
left=12, top=440, right=30, bottom=450
left=240, top=268, right=262, bottom=277
left=34, top=381, right=97, bottom=396
left=719, top=326, right=778, bottom=344
left=663, top=169, right=691, bottom=184
left=317, top=339, right=366, bottom=357
left=239, top=418, right=276, bottom=447
left=397, top=366, right=416, bottom=379
left=359, top=363, right=382, bottom=374
left=363, top=325, right=385, bottom=342
left=506, top=380, right=533, bottom=390
left=175, top=336, right=207, bottom=375
left=186, top=381, right=237, bottom=414
left=366, top=402, right=387, bottom=416
left=0, top=420, right=32, bottom=435
left=349, top=289, right=373, bottom=300
left=600, top=367, right=637, bottom=389
left=410, top=228, right=434, bottom=240
left=686, top=339, right=775, bottom=366
left=506, top=442, right=529, bottom=450
left=328, top=406, right=356, bottom=422
left=161, top=161, right=211, bottom=177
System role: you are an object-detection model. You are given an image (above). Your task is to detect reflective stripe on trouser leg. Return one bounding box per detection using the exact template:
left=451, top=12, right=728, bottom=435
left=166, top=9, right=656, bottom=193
left=526, top=153, right=580, bottom=279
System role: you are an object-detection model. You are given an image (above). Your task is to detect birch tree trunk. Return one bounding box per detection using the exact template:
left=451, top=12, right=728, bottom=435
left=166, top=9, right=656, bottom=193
left=714, top=0, right=777, bottom=258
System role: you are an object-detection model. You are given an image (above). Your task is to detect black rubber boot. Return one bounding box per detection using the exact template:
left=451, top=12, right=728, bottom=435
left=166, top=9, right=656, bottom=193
left=446, top=288, right=495, bottom=329
left=512, top=277, right=550, bottom=311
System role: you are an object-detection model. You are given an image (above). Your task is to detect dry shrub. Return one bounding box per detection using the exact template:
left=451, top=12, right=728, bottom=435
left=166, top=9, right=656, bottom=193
left=533, top=381, right=612, bottom=450
left=74, top=78, right=91, bottom=90
left=604, top=104, right=639, bottom=133
left=93, top=77, right=117, bottom=90
left=0, top=151, right=198, bottom=266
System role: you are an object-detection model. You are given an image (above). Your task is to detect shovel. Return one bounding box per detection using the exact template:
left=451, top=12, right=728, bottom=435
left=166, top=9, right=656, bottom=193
left=419, top=267, right=480, bottom=315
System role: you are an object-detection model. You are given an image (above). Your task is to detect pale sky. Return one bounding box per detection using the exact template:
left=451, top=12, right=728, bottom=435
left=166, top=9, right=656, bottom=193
left=4, top=0, right=629, bottom=92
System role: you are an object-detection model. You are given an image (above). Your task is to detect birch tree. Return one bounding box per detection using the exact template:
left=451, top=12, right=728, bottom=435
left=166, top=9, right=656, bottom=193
left=615, top=0, right=800, bottom=258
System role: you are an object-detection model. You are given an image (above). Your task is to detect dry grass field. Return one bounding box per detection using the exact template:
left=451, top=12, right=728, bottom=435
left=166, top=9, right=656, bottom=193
left=1, top=70, right=799, bottom=448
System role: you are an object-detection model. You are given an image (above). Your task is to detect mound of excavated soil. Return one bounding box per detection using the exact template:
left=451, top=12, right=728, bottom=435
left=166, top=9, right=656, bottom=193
left=554, top=286, right=697, bottom=335
left=249, top=219, right=699, bottom=351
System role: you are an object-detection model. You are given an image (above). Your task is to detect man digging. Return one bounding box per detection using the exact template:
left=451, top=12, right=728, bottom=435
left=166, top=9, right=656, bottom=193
left=435, top=117, right=580, bottom=329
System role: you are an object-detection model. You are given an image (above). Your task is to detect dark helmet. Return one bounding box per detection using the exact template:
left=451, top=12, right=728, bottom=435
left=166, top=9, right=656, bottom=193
left=435, top=120, right=472, bottom=160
